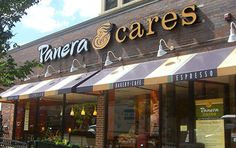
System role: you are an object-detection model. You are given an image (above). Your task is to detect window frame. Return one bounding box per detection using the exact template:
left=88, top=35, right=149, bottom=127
left=101, top=0, right=142, bottom=14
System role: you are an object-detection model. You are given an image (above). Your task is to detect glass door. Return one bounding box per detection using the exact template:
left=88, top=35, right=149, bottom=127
left=161, top=76, right=236, bottom=148
left=194, top=80, right=229, bottom=148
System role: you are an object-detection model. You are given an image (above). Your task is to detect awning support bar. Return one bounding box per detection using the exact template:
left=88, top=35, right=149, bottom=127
left=12, top=100, right=18, bottom=140
left=34, top=97, right=40, bottom=140
left=61, top=94, right=66, bottom=140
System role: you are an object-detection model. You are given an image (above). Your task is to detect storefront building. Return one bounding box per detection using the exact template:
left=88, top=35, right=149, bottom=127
left=1, top=0, right=236, bottom=147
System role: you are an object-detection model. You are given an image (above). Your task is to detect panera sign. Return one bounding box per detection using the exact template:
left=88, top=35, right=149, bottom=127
left=39, top=5, right=198, bottom=63
left=39, top=39, right=89, bottom=63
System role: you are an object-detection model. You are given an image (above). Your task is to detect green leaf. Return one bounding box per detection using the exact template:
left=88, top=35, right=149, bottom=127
left=0, top=0, right=40, bottom=87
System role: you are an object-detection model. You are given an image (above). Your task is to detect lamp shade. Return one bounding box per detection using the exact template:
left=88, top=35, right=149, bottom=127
left=93, top=107, right=97, bottom=116
left=60, top=110, right=62, bottom=116
left=44, top=65, right=57, bottom=77
left=104, top=55, right=113, bottom=67
left=157, top=44, right=167, bottom=57
left=70, top=59, right=86, bottom=72
left=157, top=39, right=174, bottom=57
left=70, top=107, right=75, bottom=116
left=228, top=22, right=236, bottom=43
left=70, top=65, right=78, bottom=73
left=81, top=107, right=85, bottom=115
left=68, top=128, right=72, bottom=133
left=104, top=51, right=122, bottom=67
left=41, top=127, right=45, bottom=132
left=44, top=69, right=52, bottom=77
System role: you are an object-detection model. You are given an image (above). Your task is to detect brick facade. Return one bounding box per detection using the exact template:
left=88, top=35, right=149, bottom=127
left=1, top=103, right=14, bottom=139
left=1, top=0, right=236, bottom=147
left=8, top=0, right=236, bottom=82
left=95, top=94, right=106, bottom=148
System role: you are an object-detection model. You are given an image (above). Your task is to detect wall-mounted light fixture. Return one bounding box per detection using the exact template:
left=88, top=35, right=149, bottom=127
left=44, top=65, right=58, bottom=77
left=228, top=22, right=236, bottom=43
left=157, top=39, right=174, bottom=57
left=70, top=59, right=86, bottom=72
left=104, top=51, right=122, bottom=67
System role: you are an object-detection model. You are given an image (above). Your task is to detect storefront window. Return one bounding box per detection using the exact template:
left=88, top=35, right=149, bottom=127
left=161, top=75, right=236, bottom=148
left=65, top=103, right=97, bottom=147
left=17, top=96, right=97, bottom=147
left=161, top=83, right=188, bottom=147
left=106, top=87, right=160, bottom=147
left=194, top=78, right=230, bottom=148
left=36, top=104, right=63, bottom=140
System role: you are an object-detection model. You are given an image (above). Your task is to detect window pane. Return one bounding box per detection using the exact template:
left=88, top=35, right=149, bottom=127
left=194, top=79, right=229, bottom=148
left=106, top=87, right=160, bottom=147
left=105, top=0, right=117, bottom=10
left=161, top=83, right=178, bottom=147
left=123, top=0, right=134, bottom=4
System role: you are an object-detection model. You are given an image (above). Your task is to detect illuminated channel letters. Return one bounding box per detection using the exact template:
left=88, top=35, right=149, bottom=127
left=39, top=38, right=89, bottom=63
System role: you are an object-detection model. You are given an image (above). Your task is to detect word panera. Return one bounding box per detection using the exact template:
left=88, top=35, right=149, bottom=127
left=200, top=107, right=219, bottom=113
left=173, top=69, right=216, bottom=81
left=39, top=39, right=89, bottom=63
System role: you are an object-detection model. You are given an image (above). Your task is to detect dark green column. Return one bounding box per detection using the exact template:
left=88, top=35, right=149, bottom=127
left=61, top=94, right=66, bottom=140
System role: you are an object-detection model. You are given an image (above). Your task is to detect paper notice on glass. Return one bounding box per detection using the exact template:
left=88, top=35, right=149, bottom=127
left=24, top=102, right=30, bottom=131
left=196, top=119, right=225, bottom=148
left=180, top=125, right=187, bottom=131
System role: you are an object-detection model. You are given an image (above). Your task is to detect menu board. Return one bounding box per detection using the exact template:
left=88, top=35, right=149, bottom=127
left=196, top=120, right=225, bottom=148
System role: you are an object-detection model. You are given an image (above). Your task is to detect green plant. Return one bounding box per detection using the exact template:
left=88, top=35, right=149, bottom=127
left=54, top=139, right=69, bottom=146
left=38, top=129, right=81, bottom=147
left=0, top=0, right=42, bottom=87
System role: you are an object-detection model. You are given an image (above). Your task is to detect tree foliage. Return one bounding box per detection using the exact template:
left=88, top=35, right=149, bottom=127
left=0, top=0, right=40, bottom=86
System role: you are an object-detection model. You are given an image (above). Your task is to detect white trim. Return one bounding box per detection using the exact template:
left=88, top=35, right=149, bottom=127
left=101, top=0, right=142, bottom=14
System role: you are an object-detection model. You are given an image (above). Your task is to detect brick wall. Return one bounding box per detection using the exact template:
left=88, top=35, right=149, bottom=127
left=8, top=0, right=236, bottom=82
left=2, top=103, right=14, bottom=139
left=3, top=0, right=236, bottom=145
left=95, top=94, right=106, bottom=148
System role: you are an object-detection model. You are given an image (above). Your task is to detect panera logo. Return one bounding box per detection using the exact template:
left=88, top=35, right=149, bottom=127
left=92, top=23, right=113, bottom=50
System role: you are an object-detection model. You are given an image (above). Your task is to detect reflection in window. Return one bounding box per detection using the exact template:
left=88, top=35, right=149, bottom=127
left=105, top=0, right=118, bottom=11
left=161, top=84, right=177, bottom=147
left=107, top=88, right=160, bottom=147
